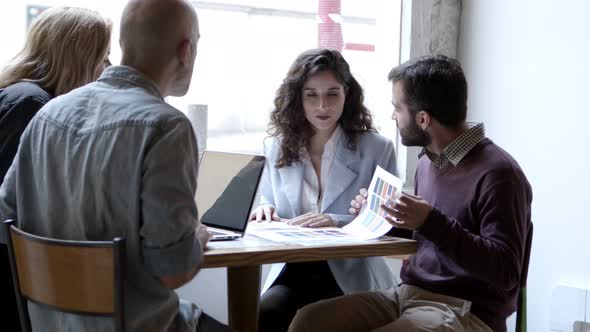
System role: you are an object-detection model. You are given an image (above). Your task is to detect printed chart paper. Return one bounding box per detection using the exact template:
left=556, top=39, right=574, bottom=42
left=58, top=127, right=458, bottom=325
left=247, top=222, right=367, bottom=246
left=248, top=166, right=404, bottom=245
left=342, top=165, right=404, bottom=239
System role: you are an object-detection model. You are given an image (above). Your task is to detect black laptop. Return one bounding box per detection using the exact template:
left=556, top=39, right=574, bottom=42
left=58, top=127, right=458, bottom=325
left=196, top=151, right=266, bottom=241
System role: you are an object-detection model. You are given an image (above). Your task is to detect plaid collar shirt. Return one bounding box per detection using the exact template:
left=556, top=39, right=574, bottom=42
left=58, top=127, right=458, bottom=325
left=419, top=122, right=485, bottom=169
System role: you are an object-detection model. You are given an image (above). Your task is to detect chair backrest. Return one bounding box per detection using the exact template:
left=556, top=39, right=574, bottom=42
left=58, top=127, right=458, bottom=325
left=3, top=220, right=126, bottom=332
left=520, top=223, right=534, bottom=289
left=515, top=222, right=533, bottom=332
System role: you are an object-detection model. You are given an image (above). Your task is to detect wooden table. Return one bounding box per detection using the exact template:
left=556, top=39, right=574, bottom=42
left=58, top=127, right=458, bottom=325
left=203, top=234, right=417, bottom=332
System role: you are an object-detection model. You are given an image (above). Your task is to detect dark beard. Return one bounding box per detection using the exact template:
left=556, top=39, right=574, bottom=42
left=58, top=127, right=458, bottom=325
left=399, top=118, right=431, bottom=146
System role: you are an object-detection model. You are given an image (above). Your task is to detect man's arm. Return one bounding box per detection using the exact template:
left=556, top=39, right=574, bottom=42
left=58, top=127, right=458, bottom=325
left=415, top=169, right=531, bottom=291
left=159, top=224, right=210, bottom=289
left=160, top=265, right=200, bottom=289
left=140, top=118, right=204, bottom=289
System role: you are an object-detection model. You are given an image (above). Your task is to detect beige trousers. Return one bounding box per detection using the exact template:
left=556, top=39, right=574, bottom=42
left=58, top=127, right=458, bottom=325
left=288, top=284, right=493, bottom=332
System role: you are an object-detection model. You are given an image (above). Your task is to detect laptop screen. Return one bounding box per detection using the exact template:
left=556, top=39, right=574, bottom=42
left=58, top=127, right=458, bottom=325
left=196, top=151, right=266, bottom=232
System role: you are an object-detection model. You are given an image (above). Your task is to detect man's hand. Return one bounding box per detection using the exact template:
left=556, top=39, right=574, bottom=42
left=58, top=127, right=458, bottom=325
left=196, top=224, right=211, bottom=249
left=381, top=193, right=433, bottom=230
left=249, top=205, right=280, bottom=222
left=349, top=188, right=368, bottom=215
left=287, top=212, right=336, bottom=228
left=160, top=223, right=209, bottom=289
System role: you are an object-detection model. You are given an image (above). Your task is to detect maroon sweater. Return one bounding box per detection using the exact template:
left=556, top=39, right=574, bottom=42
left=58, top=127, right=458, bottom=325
left=400, top=138, right=532, bottom=332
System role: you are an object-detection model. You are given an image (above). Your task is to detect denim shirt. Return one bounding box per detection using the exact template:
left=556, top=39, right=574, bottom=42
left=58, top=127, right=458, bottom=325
left=0, top=66, right=203, bottom=332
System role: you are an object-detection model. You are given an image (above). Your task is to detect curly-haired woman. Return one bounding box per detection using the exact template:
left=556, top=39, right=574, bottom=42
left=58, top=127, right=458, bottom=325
left=249, top=48, right=398, bottom=332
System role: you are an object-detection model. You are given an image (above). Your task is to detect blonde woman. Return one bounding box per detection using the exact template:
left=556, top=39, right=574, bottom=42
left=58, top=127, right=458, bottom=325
left=0, top=7, right=111, bottom=331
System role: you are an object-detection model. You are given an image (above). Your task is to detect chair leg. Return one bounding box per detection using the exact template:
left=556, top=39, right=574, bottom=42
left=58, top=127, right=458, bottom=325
left=3, top=220, right=32, bottom=332
left=515, top=286, right=526, bottom=332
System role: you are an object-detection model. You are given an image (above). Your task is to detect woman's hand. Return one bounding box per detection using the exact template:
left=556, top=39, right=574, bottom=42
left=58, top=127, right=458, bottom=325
left=287, top=212, right=335, bottom=228
left=196, top=224, right=211, bottom=249
left=249, top=204, right=280, bottom=222
left=348, top=188, right=368, bottom=215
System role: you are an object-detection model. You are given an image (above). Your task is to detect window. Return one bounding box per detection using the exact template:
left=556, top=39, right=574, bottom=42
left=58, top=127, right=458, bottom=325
left=0, top=0, right=402, bottom=156
left=173, top=0, right=402, bottom=154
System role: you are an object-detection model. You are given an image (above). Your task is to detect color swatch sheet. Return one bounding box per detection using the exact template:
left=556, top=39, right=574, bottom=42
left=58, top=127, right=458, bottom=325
left=247, top=222, right=367, bottom=246
left=248, top=166, right=403, bottom=245
left=342, top=165, right=404, bottom=240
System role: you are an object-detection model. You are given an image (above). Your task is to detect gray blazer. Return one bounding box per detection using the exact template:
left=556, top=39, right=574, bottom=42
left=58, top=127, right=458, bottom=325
left=259, top=131, right=398, bottom=294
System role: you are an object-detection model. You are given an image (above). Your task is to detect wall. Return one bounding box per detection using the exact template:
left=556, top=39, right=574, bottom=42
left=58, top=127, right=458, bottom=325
left=458, top=1, right=590, bottom=330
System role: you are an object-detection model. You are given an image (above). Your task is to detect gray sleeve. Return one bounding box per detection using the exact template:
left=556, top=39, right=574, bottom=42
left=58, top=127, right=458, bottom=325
left=258, top=138, right=276, bottom=208
left=139, top=119, right=202, bottom=277
left=334, top=136, right=398, bottom=228
left=0, top=162, right=18, bottom=243
left=327, top=213, right=354, bottom=227
left=381, top=139, right=398, bottom=177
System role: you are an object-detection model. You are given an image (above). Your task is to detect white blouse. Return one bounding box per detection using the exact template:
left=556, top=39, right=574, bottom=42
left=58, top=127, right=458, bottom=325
left=300, top=126, right=343, bottom=214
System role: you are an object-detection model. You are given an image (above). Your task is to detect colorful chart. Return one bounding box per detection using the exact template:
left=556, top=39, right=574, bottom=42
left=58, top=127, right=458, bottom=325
left=342, top=166, right=404, bottom=239
left=250, top=166, right=404, bottom=243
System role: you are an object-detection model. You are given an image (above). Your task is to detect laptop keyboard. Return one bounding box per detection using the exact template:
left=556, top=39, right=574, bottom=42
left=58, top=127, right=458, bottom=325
left=210, top=229, right=229, bottom=236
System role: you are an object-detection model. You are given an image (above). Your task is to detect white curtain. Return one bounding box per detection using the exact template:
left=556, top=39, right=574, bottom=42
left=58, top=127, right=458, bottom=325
left=409, top=0, right=462, bottom=58
left=397, top=0, right=462, bottom=188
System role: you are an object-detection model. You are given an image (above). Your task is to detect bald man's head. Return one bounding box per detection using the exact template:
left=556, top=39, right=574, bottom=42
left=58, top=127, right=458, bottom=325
left=120, top=0, right=199, bottom=96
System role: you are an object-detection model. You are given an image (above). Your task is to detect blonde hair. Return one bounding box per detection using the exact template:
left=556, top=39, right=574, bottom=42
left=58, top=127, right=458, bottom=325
left=0, top=7, right=112, bottom=96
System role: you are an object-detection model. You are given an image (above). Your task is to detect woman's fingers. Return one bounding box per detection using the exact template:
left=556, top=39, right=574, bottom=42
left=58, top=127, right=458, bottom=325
left=263, top=206, right=273, bottom=222
left=272, top=209, right=280, bottom=221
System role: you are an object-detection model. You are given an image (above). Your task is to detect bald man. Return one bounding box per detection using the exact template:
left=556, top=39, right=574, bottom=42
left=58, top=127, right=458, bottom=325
left=0, top=0, right=232, bottom=331
left=120, top=0, right=199, bottom=97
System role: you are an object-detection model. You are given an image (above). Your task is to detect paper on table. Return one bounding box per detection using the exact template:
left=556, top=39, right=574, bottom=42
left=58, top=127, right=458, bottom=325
left=247, top=222, right=368, bottom=246
left=342, top=165, right=404, bottom=240
left=248, top=166, right=403, bottom=244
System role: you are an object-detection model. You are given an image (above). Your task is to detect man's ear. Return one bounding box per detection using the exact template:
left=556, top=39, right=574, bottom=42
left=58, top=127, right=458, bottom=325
left=415, top=110, right=431, bottom=130
left=178, top=39, right=192, bottom=65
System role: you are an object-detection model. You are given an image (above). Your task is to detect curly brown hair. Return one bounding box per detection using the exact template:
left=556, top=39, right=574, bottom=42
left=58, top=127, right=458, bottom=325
left=269, top=48, right=375, bottom=168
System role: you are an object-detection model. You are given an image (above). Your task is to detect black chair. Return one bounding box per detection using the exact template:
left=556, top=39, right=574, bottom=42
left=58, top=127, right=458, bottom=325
left=515, top=223, right=533, bottom=332
left=3, top=219, right=126, bottom=332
